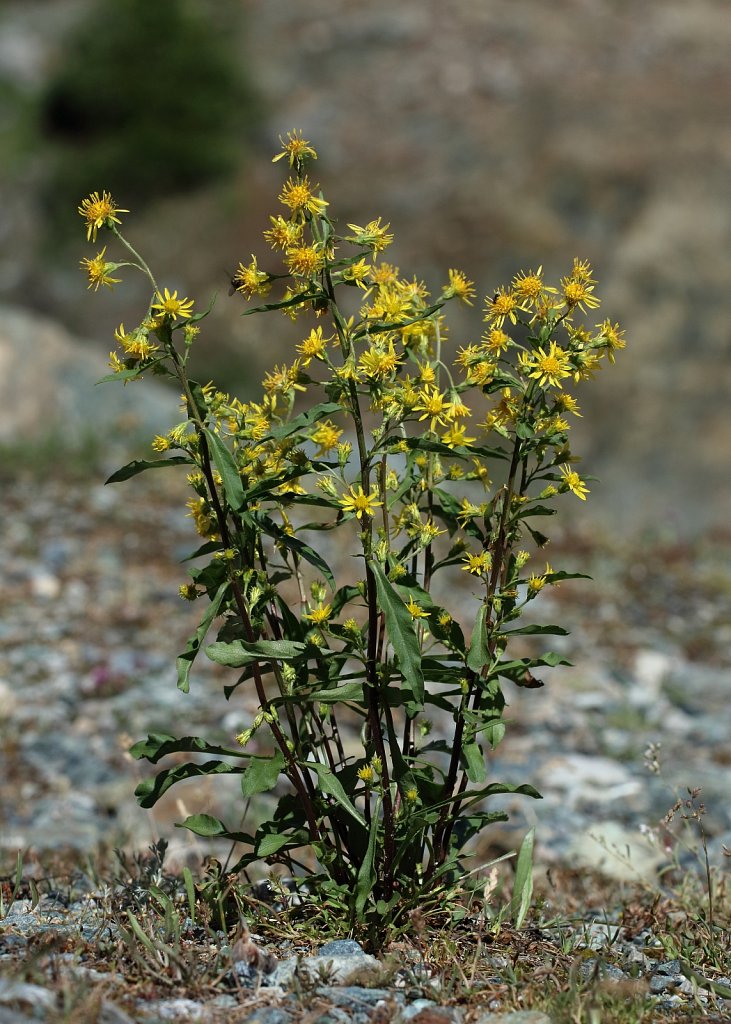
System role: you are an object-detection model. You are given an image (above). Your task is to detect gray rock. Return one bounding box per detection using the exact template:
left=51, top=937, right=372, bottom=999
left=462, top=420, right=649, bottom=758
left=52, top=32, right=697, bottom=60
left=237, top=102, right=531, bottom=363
left=317, top=939, right=367, bottom=958
left=270, top=945, right=382, bottom=988
left=0, top=304, right=179, bottom=449
left=472, top=1012, right=553, bottom=1024
left=566, top=821, right=668, bottom=882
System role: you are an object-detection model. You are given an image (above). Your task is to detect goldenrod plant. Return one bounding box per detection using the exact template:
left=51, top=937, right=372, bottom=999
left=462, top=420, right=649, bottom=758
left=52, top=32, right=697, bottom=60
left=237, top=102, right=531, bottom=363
left=78, top=132, right=625, bottom=934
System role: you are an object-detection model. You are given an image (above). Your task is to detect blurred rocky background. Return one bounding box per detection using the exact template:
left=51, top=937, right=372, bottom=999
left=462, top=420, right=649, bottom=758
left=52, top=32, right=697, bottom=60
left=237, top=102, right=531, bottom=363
left=0, top=0, right=730, bottom=535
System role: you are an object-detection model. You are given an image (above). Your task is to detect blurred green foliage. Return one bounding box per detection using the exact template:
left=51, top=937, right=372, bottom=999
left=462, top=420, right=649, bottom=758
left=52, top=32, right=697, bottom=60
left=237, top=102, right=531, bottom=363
left=41, top=0, right=258, bottom=223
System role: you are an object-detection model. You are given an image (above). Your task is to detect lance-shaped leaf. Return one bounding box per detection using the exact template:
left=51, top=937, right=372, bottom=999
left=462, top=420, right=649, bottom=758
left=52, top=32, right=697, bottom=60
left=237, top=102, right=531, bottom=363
left=241, top=751, right=285, bottom=798
left=369, top=560, right=424, bottom=707
left=135, top=759, right=244, bottom=808
left=130, top=732, right=245, bottom=763
left=206, top=638, right=309, bottom=667
left=177, top=581, right=229, bottom=693
left=268, top=401, right=343, bottom=442
left=275, top=680, right=365, bottom=705
left=355, top=795, right=381, bottom=920
left=177, top=814, right=255, bottom=845
left=303, top=761, right=367, bottom=827
left=500, top=623, right=569, bottom=637
left=106, top=456, right=190, bottom=484
left=495, top=652, right=572, bottom=687
left=427, top=780, right=542, bottom=815
left=509, top=827, right=535, bottom=929
left=202, top=427, right=245, bottom=510
left=255, top=831, right=303, bottom=858
left=466, top=604, right=490, bottom=674
left=462, top=739, right=487, bottom=784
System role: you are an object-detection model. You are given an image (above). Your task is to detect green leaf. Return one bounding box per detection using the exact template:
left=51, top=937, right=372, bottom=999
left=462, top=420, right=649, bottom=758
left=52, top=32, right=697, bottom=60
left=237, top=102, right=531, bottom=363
left=510, top=827, right=535, bottom=928
left=129, top=733, right=245, bottom=763
left=177, top=814, right=226, bottom=838
left=256, top=829, right=309, bottom=858
left=428, top=781, right=542, bottom=815
left=135, top=759, right=244, bottom=808
left=483, top=721, right=506, bottom=749
left=206, top=638, right=308, bottom=667
left=466, top=604, right=489, bottom=674
left=241, top=288, right=319, bottom=318
left=495, top=652, right=572, bottom=687
left=462, top=740, right=487, bottom=784
left=276, top=680, right=365, bottom=705
left=177, top=581, right=229, bottom=693
left=369, top=560, right=424, bottom=707
left=97, top=367, right=146, bottom=385
left=500, top=623, right=569, bottom=637
left=105, top=456, right=190, bottom=484
left=546, top=570, right=592, bottom=583
left=268, top=402, right=344, bottom=442
left=177, top=815, right=255, bottom=845
left=303, top=761, right=367, bottom=827
left=241, top=751, right=285, bottom=798
left=355, top=796, right=381, bottom=920
left=202, top=427, right=245, bottom=510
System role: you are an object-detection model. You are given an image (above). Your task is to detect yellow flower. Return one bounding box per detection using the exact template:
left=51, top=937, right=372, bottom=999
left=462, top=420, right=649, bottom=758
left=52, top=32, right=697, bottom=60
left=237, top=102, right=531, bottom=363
left=527, top=572, right=547, bottom=593
left=78, top=190, right=128, bottom=241
left=303, top=603, right=333, bottom=626
left=233, top=255, right=271, bottom=298
left=596, top=319, right=626, bottom=363
left=297, top=326, right=330, bottom=365
left=457, top=498, right=485, bottom=526
left=286, top=244, right=325, bottom=278
left=466, top=360, right=496, bottom=388
left=179, top=583, right=198, bottom=601
left=263, top=215, right=303, bottom=251
left=561, top=263, right=600, bottom=313
left=186, top=496, right=218, bottom=536
left=560, top=464, right=590, bottom=500
left=359, top=342, right=399, bottom=380
left=279, top=176, right=329, bottom=218
left=512, top=267, right=556, bottom=307
left=114, top=323, right=158, bottom=360
left=570, top=257, right=594, bottom=283
left=80, top=247, right=121, bottom=291
left=357, top=765, right=376, bottom=785
left=446, top=396, right=471, bottom=420
left=344, top=257, right=371, bottom=289
left=444, top=268, right=476, bottom=305
left=528, top=341, right=572, bottom=388
left=108, top=351, right=125, bottom=373
left=311, top=419, right=342, bottom=456
left=347, top=218, right=394, bottom=253
left=455, top=343, right=481, bottom=369
left=339, top=484, right=382, bottom=520
left=151, top=288, right=194, bottom=321
left=370, top=261, right=399, bottom=287
left=484, top=287, right=518, bottom=327
left=151, top=435, right=170, bottom=452
left=441, top=423, right=475, bottom=448
left=483, top=328, right=511, bottom=354
left=272, top=129, right=317, bottom=166
left=462, top=551, right=492, bottom=576
left=262, top=360, right=305, bottom=396
left=405, top=596, right=429, bottom=619
left=555, top=393, right=582, bottom=417
left=414, top=385, right=449, bottom=428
